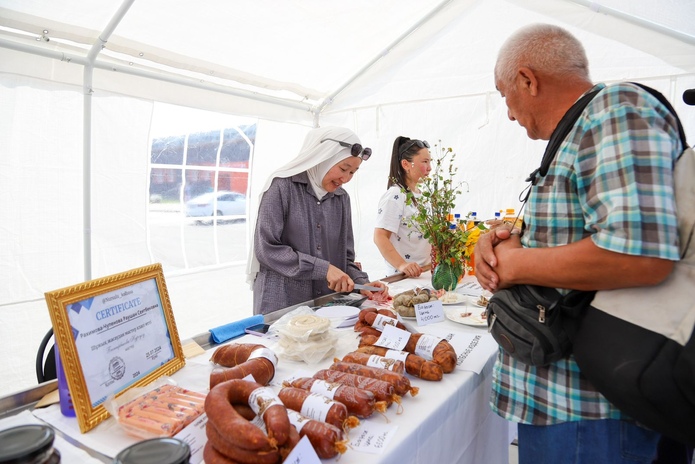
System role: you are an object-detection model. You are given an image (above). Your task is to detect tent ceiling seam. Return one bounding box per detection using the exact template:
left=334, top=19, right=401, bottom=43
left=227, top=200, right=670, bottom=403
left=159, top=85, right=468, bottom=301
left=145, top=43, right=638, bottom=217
left=315, top=0, right=458, bottom=116
left=568, top=0, right=695, bottom=46
left=0, top=37, right=316, bottom=114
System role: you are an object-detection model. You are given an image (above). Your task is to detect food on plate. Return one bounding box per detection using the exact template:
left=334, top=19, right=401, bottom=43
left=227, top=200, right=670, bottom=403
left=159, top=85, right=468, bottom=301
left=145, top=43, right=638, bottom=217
left=284, top=377, right=386, bottom=418
left=204, top=379, right=290, bottom=452
left=391, top=288, right=438, bottom=317
left=117, top=384, right=206, bottom=438
left=328, top=361, right=418, bottom=397
left=355, top=345, right=444, bottom=381
left=277, top=387, right=359, bottom=430
left=360, top=332, right=457, bottom=373
left=340, top=351, right=406, bottom=374
left=286, top=409, right=347, bottom=459
left=313, top=369, right=400, bottom=407
left=477, top=294, right=490, bottom=307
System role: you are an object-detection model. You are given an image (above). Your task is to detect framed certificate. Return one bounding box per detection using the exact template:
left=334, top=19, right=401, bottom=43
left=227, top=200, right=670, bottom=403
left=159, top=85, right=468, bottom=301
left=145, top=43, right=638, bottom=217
left=44, top=263, right=185, bottom=433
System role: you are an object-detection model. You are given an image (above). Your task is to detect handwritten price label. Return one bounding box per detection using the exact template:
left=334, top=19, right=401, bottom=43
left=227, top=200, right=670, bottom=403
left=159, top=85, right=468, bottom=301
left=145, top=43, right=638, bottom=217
left=414, top=300, right=445, bottom=326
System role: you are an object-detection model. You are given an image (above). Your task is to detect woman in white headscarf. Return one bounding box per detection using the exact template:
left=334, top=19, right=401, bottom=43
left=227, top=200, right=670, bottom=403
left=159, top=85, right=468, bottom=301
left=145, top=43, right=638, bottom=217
left=247, top=126, right=389, bottom=314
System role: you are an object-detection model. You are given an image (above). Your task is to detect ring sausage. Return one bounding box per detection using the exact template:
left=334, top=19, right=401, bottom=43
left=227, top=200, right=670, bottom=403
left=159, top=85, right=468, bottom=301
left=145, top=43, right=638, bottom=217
left=205, top=421, right=280, bottom=464
left=210, top=343, right=268, bottom=366
left=205, top=379, right=290, bottom=450
left=209, top=357, right=275, bottom=389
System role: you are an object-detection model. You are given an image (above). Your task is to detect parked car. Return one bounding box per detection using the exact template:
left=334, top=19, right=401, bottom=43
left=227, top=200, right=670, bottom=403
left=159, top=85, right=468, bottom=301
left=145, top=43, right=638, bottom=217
left=185, top=191, right=247, bottom=223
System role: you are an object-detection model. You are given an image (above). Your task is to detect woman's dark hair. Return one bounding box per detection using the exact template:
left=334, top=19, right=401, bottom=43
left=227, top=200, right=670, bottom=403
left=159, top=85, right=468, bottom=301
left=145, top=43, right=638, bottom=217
left=388, top=136, right=424, bottom=189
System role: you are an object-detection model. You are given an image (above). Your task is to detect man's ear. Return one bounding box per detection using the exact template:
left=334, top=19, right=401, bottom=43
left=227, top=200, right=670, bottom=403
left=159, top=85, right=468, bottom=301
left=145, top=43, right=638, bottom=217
left=517, top=67, right=539, bottom=96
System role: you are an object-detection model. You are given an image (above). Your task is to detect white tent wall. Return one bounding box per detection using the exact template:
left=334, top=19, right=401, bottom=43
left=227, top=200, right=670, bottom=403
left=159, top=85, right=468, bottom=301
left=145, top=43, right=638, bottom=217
left=1, top=0, right=695, bottom=398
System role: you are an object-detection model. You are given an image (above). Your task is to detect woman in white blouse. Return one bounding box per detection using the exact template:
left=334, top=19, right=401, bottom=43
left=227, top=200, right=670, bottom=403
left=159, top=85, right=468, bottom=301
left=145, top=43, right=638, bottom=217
left=374, top=136, right=432, bottom=277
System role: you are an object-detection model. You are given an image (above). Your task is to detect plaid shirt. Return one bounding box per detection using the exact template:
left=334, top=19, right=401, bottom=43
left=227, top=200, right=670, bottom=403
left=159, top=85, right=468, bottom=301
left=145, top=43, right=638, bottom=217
left=491, top=82, right=682, bottom=424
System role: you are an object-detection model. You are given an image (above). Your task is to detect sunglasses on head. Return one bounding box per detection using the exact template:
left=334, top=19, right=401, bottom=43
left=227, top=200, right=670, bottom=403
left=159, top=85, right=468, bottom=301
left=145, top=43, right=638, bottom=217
left=399, top=139, right=430, bottom=157
left=320, top=138, right=372, bottom=161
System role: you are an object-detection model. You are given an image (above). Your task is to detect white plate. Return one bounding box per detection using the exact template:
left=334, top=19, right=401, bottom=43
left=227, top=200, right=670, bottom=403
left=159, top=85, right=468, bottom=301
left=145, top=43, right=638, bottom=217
left=445, top=307, right=488, bottom=327
left=439, top=292, right=467, bottom=305
left=315, top=305, right=360, bottom=319
left=398, top=314, right=417, bottom=320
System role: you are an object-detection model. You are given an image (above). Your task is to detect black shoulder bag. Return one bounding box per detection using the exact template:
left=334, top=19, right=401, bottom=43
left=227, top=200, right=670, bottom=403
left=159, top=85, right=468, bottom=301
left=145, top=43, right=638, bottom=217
left=485, top=88, right=600, bottom=367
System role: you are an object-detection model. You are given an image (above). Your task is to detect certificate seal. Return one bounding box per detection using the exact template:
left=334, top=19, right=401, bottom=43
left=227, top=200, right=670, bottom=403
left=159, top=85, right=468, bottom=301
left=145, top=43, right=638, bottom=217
left=109, top=356, right=125, bottom=380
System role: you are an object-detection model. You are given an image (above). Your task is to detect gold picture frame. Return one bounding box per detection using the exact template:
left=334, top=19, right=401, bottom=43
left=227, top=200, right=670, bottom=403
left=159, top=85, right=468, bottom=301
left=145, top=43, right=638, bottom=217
left=44, top=263, right=185, bottom=433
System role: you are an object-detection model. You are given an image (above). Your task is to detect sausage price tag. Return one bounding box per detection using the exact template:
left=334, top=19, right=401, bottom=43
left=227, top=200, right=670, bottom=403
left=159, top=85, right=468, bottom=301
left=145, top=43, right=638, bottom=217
left=374, top=324, right=410, bottom=351
left=282, top=435, right=321, bottom=464
left=347, top=421, right=398, bottom=454
left=414, top=300, right=445, bottom=326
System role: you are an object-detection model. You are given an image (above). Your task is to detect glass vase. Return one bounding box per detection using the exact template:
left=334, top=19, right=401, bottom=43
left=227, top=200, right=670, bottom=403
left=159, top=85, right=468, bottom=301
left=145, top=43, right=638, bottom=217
left=431, top=259, right=463, bottom=291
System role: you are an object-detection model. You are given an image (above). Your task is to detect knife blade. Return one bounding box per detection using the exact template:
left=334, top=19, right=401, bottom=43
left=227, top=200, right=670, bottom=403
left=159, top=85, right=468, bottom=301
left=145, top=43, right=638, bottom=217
left=354, top=283, right=382, bottom=292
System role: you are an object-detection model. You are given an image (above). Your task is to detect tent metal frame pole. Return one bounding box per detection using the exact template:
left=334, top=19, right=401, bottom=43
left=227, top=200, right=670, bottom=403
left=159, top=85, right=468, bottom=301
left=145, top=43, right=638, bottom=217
left=315, top=0, right=456, bottom=116
left=568, top=0, right=695, bottom=46
left=0, top=37, right=315, bottom=113
left=81, top=0, right=137, bottom=281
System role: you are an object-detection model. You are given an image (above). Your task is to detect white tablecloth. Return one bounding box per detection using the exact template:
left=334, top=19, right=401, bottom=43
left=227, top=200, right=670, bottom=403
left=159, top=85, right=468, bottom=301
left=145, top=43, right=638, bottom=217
left=34, top=274, right=510, bottom=463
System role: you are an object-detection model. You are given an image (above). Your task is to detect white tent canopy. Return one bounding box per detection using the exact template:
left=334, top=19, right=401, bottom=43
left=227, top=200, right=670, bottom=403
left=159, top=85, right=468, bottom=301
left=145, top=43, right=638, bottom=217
left=1, top=0, right=694, bottom=397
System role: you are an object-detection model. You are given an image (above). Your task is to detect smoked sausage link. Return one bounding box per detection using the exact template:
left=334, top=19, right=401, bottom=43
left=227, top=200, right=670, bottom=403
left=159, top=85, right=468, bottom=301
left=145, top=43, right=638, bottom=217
left=313, top=369, right=399, bottom=407
left=358, top=309, right=407, bottom=331
left=277, top=386, right=358, bottom=430
left=286, top=409, right=347, bottom=459
left=284, top=377, right=384, bottom=418
left=356, top=345, right=443, bottom=381
left=329, top=361, right=418, bottom=397
left=340, top=351, right=406, bottom=374
left=360, top=332, right=457, bottom=373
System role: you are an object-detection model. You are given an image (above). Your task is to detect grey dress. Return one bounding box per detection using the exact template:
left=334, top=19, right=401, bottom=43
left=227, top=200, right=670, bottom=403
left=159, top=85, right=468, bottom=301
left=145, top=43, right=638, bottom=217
left=252, top=172, right=369, bottom=314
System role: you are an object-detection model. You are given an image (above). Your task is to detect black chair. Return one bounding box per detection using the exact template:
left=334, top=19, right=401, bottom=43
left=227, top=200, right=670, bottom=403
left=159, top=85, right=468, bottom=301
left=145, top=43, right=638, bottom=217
left=36, top=328, right=57, bottom=383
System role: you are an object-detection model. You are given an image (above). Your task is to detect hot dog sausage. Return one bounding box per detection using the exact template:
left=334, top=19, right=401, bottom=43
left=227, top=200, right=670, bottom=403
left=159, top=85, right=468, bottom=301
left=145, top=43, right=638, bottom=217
left=284, top=377, right=385, bottom=418
left=356, top=345, right=443, bottom=381
left=277, top=386, right=359, bottom=430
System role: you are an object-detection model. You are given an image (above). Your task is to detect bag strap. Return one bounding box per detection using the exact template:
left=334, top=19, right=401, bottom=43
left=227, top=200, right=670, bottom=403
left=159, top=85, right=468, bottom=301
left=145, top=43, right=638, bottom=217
left=630, top=82, right=689, bottom=150
left=513, top=87, right=602, bottom=227
left=526, top=88, right=602, bottom=186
